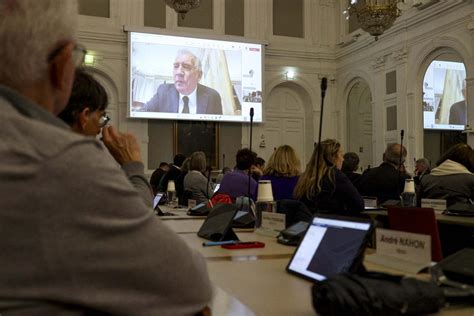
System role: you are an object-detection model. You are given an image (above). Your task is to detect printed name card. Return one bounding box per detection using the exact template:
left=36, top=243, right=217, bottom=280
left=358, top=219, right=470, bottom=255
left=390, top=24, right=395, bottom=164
left=421, top=199, right=447, bottom=214
left=366, top=228, right=432, bottom=274
left=256, top=212, right=286, bottom=237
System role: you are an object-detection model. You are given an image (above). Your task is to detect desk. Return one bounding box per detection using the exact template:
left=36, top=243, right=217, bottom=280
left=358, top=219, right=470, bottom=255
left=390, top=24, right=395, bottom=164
left=364, top=210, right=474, bottom=256
left=164, top=216, right=474, bottom=316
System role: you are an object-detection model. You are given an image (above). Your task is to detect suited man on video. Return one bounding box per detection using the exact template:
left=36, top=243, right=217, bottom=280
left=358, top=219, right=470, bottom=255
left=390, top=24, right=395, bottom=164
left=449, top=80, right=467, bottom=126
left=140, top=50, right=223, bottom=115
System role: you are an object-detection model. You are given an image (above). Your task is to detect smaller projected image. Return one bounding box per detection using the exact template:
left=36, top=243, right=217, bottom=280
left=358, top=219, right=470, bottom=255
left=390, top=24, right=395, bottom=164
left=423, top=60, right=466, bottom=130
left=242, top=89, right=262, bottom=103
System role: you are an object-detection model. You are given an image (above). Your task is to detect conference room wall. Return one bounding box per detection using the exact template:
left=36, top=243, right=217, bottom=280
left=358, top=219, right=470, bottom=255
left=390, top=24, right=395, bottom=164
left=335, top=1, right=474, bottom=171
left=76, top=0, right=340, bottom=172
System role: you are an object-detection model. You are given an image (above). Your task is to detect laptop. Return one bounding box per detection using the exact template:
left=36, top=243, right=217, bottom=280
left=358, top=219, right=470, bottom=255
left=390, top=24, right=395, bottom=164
left=286, top=215, right=373, bottom=282
left=153, top=193, right=164, bottom=210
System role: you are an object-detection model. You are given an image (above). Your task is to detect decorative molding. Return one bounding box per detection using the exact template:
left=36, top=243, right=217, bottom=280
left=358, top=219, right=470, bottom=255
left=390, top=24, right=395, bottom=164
left=392, top=47, right=408, bottom=64
left=372, top=55, right=387, bottom=70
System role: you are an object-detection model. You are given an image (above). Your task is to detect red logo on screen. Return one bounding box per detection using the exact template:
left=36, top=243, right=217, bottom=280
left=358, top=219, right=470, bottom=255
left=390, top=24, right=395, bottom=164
left=249, top=48, right=260, bottom=52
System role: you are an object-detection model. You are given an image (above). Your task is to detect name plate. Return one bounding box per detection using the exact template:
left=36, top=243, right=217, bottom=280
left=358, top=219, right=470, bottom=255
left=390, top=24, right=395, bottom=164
left=421, top=199, right=446, bottom=214
left=377, top=228, right=431, bottom=263
left=261, top=212, right=286, bottom=233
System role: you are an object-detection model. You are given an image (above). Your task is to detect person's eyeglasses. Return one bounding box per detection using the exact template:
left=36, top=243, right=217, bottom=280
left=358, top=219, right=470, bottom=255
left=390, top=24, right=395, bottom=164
left=47, top=43, right=87, bottom=68
left=99, top=113, right=111, bottom=128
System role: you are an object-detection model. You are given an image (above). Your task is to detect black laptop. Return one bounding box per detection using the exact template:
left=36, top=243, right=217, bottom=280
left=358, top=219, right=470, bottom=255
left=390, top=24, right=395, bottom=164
left=287, top=214, right=373, bottom=282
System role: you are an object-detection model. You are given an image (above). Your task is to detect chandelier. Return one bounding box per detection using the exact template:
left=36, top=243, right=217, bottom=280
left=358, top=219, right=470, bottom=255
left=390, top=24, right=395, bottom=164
left=345, top=0, right=403, bottom=40
left=165, top=0, right=201, bottom=19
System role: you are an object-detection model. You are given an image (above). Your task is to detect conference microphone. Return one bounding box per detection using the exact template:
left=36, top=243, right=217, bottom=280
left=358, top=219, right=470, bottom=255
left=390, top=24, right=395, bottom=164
left=314, top=77, right=328, bottom=212
left=248, top=107, right=255, bottom=201
left=398, top=129, right=405, bottom=194
left=321, top=77, right=328, bottom=98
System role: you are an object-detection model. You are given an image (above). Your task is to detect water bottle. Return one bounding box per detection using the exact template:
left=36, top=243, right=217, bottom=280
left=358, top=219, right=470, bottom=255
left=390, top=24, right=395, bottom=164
left=401, top=178, right=417, bottom=207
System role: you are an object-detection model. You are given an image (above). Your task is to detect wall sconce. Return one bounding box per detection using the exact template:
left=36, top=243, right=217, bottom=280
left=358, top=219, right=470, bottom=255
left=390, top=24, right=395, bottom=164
left=284, top=70, right=295, bottom=80
left=84, top=54, right=95, bottom=65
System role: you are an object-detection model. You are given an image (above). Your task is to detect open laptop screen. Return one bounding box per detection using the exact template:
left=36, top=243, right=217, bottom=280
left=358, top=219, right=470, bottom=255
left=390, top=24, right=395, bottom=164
left=153, top=193, right=164, bottom=210
left=287, top=215, right=372, bottom=282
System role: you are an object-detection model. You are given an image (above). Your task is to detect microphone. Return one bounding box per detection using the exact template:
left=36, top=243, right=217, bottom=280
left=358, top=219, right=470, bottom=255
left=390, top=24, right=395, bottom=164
left=320, top=77, right=328, bottom=98
left=398, top=129, right=405, bottom=194
left=248, top=107, right=255, bottom=201
left=314, top=78, right=328, bottom=204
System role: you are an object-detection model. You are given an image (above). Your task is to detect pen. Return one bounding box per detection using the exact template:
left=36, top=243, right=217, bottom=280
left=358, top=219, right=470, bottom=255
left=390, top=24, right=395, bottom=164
left=202, top=240, right=238, bottom=247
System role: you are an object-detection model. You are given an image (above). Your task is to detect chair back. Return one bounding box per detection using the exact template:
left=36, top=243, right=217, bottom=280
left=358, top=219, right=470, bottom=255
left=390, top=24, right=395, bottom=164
left=387, top=207, right=443, bottom=262
left=277, top=199, right=313, bottom=227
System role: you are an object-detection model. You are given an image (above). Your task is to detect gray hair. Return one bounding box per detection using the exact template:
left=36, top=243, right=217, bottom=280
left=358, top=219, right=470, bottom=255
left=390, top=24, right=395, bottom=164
left=415, top=158, right=430, bottom=169
left=176, top=49, right=202, bottom=73
left=0, top=0, right=78, bottom=87
left=384, top=143, right=407, bottom=166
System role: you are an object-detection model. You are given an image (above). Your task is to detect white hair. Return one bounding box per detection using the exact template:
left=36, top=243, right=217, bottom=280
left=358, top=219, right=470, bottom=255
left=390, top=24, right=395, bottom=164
left=0, top=0, right=78, bottom=87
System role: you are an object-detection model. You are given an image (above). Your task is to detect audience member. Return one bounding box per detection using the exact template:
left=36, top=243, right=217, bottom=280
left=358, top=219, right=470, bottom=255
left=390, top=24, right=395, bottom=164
left=357, top=143, right=410, bottom=204
left=176, top=157, right=191, bottom=204
left=341, top=152, right=362, bottom=186
left=216, top=166, right=232, bottom=184
left=59, top=68, right=152, bottom=206
left=160, top=153, right=186, bottom=191
left=150, top=161, right=170, bottom=195
left=0, top=1, right=211, bottom=314
left=294, top=139, right=364, bottom=215
left=219, top=148, right=258, bottom=201
left=420, top=143, right=474, bottom=206
left=414, top=157, right=431, bottom=185
left=252, top=156, right=265, bottom=181
left=260, top=145, right=300, bottom=200
left=184, top=151, right=213, bottom=204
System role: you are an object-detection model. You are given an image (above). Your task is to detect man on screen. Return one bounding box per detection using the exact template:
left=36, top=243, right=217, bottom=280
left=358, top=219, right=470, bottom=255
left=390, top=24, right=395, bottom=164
left=139, top=50, right=223, bottom=115
left=449, top=80, right=467, bottom=125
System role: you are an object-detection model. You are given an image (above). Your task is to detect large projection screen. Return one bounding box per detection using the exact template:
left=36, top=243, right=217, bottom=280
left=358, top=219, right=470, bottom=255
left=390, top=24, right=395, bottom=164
left=128, top=31, right=264, bottom=123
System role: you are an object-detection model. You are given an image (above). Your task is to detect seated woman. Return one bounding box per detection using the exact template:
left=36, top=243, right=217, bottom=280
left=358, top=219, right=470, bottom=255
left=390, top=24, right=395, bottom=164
left=420, top=143, right=474, bottom=207
left=294, top=139, right=364, bottom=215
left=184, top=152, right=213, bottom=204
left=260, top=145, right=300, bottom=200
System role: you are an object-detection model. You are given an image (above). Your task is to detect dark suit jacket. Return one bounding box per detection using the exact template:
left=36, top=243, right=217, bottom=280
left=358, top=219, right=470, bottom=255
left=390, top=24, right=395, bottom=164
left=357, top=162, right=410, bottom=204
left=144, top=83, right=223, bottom=114
left=449, top=100, right=466, bottom=125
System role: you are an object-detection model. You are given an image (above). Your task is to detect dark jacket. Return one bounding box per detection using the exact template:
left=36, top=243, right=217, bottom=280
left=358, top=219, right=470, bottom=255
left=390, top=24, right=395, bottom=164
left=144, top=83, right=222, bottom=114
left=357, top=162, right=410, bottom=204
left=300, top=168, right=364, bottom=216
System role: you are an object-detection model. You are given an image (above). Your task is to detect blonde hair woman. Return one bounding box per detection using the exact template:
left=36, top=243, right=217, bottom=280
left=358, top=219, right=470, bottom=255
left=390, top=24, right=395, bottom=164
left=294, top=139, right=364, bottom=215
left=260, top=145, right=301, bottom=200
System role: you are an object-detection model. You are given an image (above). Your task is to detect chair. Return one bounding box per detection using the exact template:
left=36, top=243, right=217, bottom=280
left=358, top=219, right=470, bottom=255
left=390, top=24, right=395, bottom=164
left=276, top=199, right=313, bottom=227
left=387, top=207, right=443, bottom=262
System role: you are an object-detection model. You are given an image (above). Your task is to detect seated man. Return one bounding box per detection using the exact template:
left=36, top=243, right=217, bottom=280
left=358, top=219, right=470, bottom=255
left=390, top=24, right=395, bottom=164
left=0, top=1, right=211, bottom=314
left=135, top=50, right=223, bottom=115
left=219, top=148, right=258, bottom=201
left=357, top=143, right=410, bottom=204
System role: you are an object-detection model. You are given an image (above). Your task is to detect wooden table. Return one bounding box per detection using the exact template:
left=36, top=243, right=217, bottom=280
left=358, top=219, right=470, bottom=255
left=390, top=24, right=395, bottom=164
left=163, top=214, right=474, bottom=316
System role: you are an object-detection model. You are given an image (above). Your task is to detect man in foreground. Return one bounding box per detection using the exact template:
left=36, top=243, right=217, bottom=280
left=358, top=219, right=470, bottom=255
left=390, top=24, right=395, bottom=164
left=0, top=1, right=211, bottom=314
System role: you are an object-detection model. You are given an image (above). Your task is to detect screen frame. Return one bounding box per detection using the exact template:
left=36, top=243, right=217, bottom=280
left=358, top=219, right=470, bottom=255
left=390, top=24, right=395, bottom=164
left=286, top=214, right=373, bottom=283
left=125, top=26, right=267, bottom=124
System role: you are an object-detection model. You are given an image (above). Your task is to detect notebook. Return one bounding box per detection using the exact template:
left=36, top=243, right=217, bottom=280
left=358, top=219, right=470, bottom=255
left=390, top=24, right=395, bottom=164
left=287, top=215, right=373, bottom=282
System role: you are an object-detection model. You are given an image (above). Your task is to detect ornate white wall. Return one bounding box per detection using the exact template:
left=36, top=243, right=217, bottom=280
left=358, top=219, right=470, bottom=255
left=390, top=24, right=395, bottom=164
left=77, top=0, right=474, bottom=173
